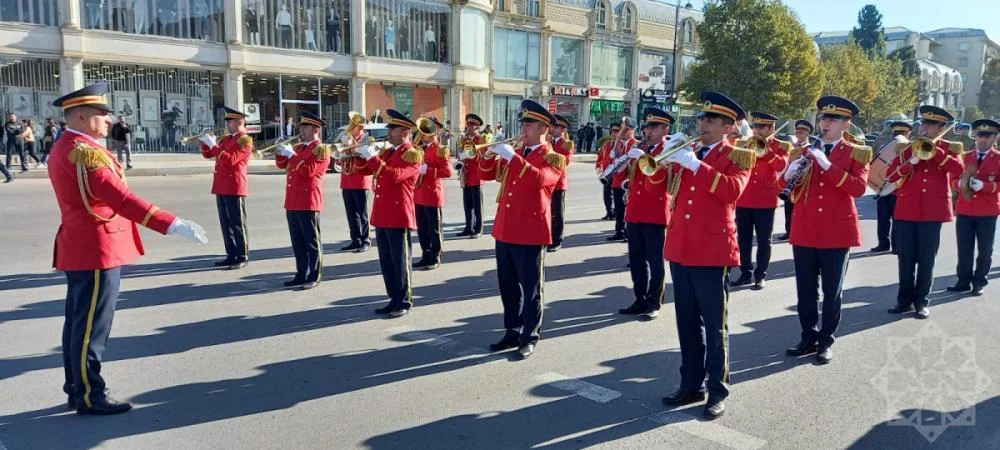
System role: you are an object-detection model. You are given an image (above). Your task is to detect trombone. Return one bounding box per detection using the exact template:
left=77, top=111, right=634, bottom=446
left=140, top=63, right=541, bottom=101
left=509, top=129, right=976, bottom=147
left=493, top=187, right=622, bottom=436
left=180, top=127, right=224, bottom=145
left=908, top=121, right=967, bottom=161
left=637, top=136, right=702, bottom=176
left=743, top=120, right=791, bottom=157
left=332, top=138, right=388, bottom=160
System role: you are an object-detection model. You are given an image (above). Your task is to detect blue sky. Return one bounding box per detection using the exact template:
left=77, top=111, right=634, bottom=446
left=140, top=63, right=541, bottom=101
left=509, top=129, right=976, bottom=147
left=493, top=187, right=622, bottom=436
left=680, top=0, right=999, bottom=40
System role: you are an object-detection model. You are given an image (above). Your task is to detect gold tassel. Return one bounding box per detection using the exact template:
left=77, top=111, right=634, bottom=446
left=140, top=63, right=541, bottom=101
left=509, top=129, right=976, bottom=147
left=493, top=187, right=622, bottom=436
left=727, top=147, right=756, bottom=170
left=313, top=144, right=332, bottom=159
left=946, top=140, right=965, bottom=154
left=437, top=145, right=449, bottom=159
left=402, top=147, right=424, bottom=164
left=849, top=144, right=874, bottom=164
left=68, top=141, right=113, bottom=170
left=545, top=151, right=567, bottom=170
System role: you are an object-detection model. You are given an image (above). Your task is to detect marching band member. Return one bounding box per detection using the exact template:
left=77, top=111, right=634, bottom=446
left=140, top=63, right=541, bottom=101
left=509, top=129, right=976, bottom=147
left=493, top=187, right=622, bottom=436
left=870, top=121, right=912, bottom=254
left=607, top=119, right=638, bottom=241
left=885, top=105, right=964, bottom=319
left=780, top=96, right=871, bottom=365
left=480, top=100, right=566, bottom=359
left=662, top=91, right=753, bottom=419
left=731, top=112, right=790, bottom=290
left=617, top=108, right=674, bottom=320
left=354, top=109, right=423, bottom=318
left=49, top=83, right=207, bottom=414
left=413, top=117, right=453, bottom=270
left=778, top=120, right=813, bottom=241
left=947, top=119, right=1000, bottom=296
left=200, top=106, right=253, bottom=269
left=274, top=111, right=331, bottom=290
left=339, top=121, right=373, bottom=253
left=549, top=114, right=575, bottom=252
left=457, top=113, right=488, bottom=238
left=596, top=123, right=621, bottom=220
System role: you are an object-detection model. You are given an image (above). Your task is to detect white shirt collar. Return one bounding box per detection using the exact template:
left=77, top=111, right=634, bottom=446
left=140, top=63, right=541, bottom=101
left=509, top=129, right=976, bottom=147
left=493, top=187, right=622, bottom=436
left=822, top=137, right=843, bottom=148
left=65, top=127, right=105, bottom=147
left=698, top=140, right=723, bottom=156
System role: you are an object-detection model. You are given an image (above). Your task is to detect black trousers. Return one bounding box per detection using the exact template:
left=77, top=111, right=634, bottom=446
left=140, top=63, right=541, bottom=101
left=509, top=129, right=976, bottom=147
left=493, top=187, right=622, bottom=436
left=462, top=185, right=483, bottom=234
left=669, top=263, right=729, bottom=401
left=894, top=220, right=942, bottom=308
left=286, top=210, right=323, bottom=283
left=415, top=204, right=443, bottom=264
left=735, top=207, right=776, bottom=280
left=955, top=215, right=997, bottom=288
left=792, top=246, right=848, bottom=349
left=627, top=222, right=666, bottom=310
left=0, top=157, right=11, bottom=180
left=782, top=199, right=793, bottom=235
left=5, top=140, right=26, bottom=170
left=216, top=195, right=248, bottom=261
left=62, top=268, right=121, bottom=406
left=876, top=194, right=897, bottom=249
left=496, top=241, right=545, bottom=346
left=602, top=184, right=614, bottom=216
left=612, top=187, right=627, bottom=234
left=551, top=189, right=566, bottom=247
left=342, top=189, right=371, bottom=246
left=375, top=228, right=413, bottom=309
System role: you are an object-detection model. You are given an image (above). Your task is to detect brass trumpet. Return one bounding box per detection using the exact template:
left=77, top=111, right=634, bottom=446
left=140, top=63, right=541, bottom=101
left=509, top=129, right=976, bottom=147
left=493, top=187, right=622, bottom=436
left=180, top=127, right=224, bottom=145
left=333, top=138, right=388, bottom=160
left=637, top=136, right=702, bottom=176
left=259, top=135, right=301, bottom=155
left=461, top=137, right=520, bottom=160
left=410, top=117, right=438, bottom=152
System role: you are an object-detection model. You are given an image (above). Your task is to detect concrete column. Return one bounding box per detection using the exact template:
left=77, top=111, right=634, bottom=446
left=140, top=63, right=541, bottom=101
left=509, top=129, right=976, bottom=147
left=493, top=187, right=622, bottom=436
left=351, top=77, right=367, bottom=114
left=352, top=0, right=366, bottom=56
left=224, top=69, right=244, bottom=107
left=581, top=38, right=594, bottom=124
left=60, top=0, right=81, bottom=28
left=225, top=0, right=244, bottom=44
left=629, top=44, right=641, bottom=119
left=448, top=85, right=464, bottom=124
left=540, top=30, right=552, bottom=83
left=451, top=4, right=463, bottom=67
left=60, top=57, right=84, bottom=93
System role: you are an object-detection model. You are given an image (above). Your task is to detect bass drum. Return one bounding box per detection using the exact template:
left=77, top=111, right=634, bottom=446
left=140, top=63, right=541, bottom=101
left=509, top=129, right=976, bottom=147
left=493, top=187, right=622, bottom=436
left=867, top=140, right=905, bottom=196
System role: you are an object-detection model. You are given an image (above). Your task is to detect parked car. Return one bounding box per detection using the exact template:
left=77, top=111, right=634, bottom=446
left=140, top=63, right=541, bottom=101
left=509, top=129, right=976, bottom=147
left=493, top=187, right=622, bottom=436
left=326, top=123, right=389, bottom=173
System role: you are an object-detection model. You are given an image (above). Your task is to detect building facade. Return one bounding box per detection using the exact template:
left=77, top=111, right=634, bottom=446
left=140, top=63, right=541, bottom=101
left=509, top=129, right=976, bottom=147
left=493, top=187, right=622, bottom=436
left=0, top=0, right=699, bottom=152
left=925, top=28, right=1000, bottom=112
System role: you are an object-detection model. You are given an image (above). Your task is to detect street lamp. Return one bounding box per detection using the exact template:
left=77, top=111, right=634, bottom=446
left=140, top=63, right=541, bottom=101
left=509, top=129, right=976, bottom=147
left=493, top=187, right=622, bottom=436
left=668, top=2, right=693, bottom=106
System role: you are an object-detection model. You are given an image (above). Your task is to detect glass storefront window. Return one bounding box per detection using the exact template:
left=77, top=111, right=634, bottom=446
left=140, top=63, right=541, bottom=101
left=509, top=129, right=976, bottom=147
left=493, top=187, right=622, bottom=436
left=0, top=57, right=60, bottom=135
left=83, top=63, right=224, bottom=153
left=493, top=94, right=523, bottom=137
left=551, top=36, right=584, bottom=85
left=553, top=97, right=582, bottom=132
left=81, top=0, right=225, bottom=42
left=365, top=0, right=450, bottom=63
left=243, top=74, right=349, bottom=142
left=1, top=0, right=59, bottom=25
left=459, top=8, right=488, bottom=68
left=637, top=51, right=672, bottom=93
left=591, top=42, right=632, bottom=89
left=494, top=28, right=540, bottom=81
left=589, top=99, right=628, bottom=131
left=245, top=0, right=350, bottom=53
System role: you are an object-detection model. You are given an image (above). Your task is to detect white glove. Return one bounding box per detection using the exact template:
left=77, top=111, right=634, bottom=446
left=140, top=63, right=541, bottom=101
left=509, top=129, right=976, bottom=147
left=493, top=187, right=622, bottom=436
left=198, top=134, right=217, bottom=148
left=894, top=134, right=909, bottom=144
left=627, top=148, right=644, bottom=160
left=666, top=148, right=700, bottom=172
left=908, top=155, right=920, bottom=165
left=784, top=157, right=805, bottom=181
left=419, top=163, right=428, bottom=175
left=808, top=148, right=832, bottom=171
left=276, top=144, right=296, bottom=158
left=492, top=143, right=515, bottom=161
left=665, top=132, right=687, bottom=147
left=971, top=178, right=985, bottom=192
left=357, top=144, right=378, bottom=160
left=167, top=218, right=208, bottom=245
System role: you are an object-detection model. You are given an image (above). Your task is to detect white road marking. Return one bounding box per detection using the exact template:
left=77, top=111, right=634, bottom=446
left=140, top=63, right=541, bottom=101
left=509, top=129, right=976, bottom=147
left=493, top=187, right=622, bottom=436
left=388, top=326, right=503, bottom=359
left=647, top=409, right=767, bottom=449
left=535, top=372, right=622, bottom=404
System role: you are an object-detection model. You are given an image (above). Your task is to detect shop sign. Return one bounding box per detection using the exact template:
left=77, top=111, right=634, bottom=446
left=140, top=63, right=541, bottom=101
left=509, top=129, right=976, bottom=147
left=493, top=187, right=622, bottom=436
left=548, top=98, right=558, bottom=113
left=550, top=86, right=589, bottom=97
left=244, top=103, right=261, bottom=134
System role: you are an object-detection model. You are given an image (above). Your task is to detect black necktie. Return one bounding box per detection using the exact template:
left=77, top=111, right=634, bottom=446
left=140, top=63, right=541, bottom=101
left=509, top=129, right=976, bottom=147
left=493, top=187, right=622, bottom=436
left=523, top=146, right=532, bottom=157
left=823, top=144, right=833, bottom=155
left=978, top=152, right=987, bottom=164
left=697, top=146, right=710, bottom=160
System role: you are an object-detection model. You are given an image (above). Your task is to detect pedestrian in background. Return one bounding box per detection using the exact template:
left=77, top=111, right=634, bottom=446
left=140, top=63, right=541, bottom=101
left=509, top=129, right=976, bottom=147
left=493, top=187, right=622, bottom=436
left=110, top=116, right=133, bottom=169
left=5, top=113, right=27, bottom=172
left=42, top=117, right=58, bottom=165
left=22, top=119, right=42, bottom=168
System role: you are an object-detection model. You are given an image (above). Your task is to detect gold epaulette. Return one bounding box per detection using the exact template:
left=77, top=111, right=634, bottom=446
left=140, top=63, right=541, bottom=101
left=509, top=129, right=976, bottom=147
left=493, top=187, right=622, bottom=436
left=565, top=140, right=575, bottom=153
left=438, top=145, right=449, bottom=159
left=238, top=135, right=253, bottom=147
left=727, top=146, right=756, bottom=170
left=545, top=151, right=568, bottom=170
left=848, top=142, right=874, bottom=164
left=789, top=146, right=804, bottom=161
left=402, top=147, right=424, bottom=164
left=778, top=140, right=793, bottom=153
left=313, top=144, right=331, bottom=159
left=946, top=140, right=965, bottom=154
left=68, top=141, right=114, bottom=170
left=733, top=138, right=747, bottom=147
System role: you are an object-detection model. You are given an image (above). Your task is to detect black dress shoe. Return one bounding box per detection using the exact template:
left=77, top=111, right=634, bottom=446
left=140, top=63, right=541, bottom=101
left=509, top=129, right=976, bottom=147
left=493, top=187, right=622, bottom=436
left=227, top=260, right=248, bottom=270
left=891, top=248, right=898, bottom=255
left=4, top=176, right=13, bottom=183
left=618, top=302, right=644, bottom=315
left=887, top=304, right=914, bottom=314
left=412, top=259, right=429, bottom=269
left=76, top=396, right=132, bottom=415
left=946, top=284, right=971, bottom=293
left=730, top=273, right=753, bottom=287
left=971, top=285, right=985, bottom=296
left=283, top=278, right=305, bottom=287
left=816, top=346, right=833, bottom=364
left=639, top=309, right=659, bottom=320
left=422, top=262, right=440, bottom=271
left=518, top=343, right=536, bottom=359
left=602, top=214, right=614, bottom=220
left=606, top=233, right=626, bottom=242
left=374, top=304, right=397, bottom=315
left=389, top=307, right=410, bottom=318
left=67, top=395, right=76, bottom=410
left=470, top=233, right=482, bottom=239
left=456, top=230, right=472, bottom=237
left=751, top=279, right=765, bottom=290
left=214, top=258, right=235, bottom=267
left=704, top=399, right=725, bottom=419
left=298, top=280, right=319, bottom=291
left=546, top=244, right=562, bottom=253
left=489, top=332, right=520, bottom=352
left=340, top=242, right=361, bottom=251
left=355, top=243, right=371, bottom=253
left=915, top=307, right=930, bottom=319
left=776, top=233, right=789, bottom=241
left=869, top=245, right=890, bottom=253
left=662, top=388, right=707, bottom=406
left=786, top=340, right=818, bottom=357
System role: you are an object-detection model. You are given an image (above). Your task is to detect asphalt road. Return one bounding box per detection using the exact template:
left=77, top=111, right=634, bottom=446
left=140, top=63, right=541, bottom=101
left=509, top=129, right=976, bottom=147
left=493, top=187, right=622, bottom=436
left=1, top=163, right=998, bottom=449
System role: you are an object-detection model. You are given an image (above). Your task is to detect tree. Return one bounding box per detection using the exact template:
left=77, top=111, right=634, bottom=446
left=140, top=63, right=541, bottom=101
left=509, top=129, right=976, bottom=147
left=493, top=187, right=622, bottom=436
left=680, top=0, right=822, bottom=120
left=820, top=43, right=918, bottom=129
left=889, top=45, right=924, bottom=105
left=964, top=106, right=985, bottom=122
left=850, top=5, right=886, bottom=57
left=980, top=59, right=1000, bottom=118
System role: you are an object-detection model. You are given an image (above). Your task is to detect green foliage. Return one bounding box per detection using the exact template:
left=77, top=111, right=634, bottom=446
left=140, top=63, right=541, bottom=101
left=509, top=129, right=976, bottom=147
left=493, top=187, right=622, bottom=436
left=679, top=0, right=822, bottom=119
left=889, top=45, right=923, bottom=108
left=820, top=43, right=918, bottom=129
left=964, top=105, right=985, bottom=122
left=979, top=59, right=1000, bottom=118
left=850, top=5, right=886, bottom=57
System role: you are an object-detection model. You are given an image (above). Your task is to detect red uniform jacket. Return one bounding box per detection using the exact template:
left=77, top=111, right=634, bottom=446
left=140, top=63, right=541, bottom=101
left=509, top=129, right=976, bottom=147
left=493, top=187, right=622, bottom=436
left=354, top=142, right=421, bottom=229
left=596, top=143, right=612, bottom=172
left=886, top=140, right=964, bottom=222
left=49, top=131, right=176, bottom=271
left=201, top=132, right=253, bottom=196
left=609, top=137, right=637, bottom=189
left=664, top=141, right=753, bottom=267
left=777, top=140, right=871, bottom=249
left=459, top=134, right=488, bottom=187
left=736, top=138, right=790, bottom=209
left=276, top=140, right=331, bottom=211
left=552, top=137, right=575, bottom=191
left=340, top=130, right=373, bottom=190
left=953, top=149, right=1000, bottom=217
left=415, top=140, right=453, bottom=207
left=480, top=144, right=565, bottom=246
left=624, top=140, right=671, bottom=226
